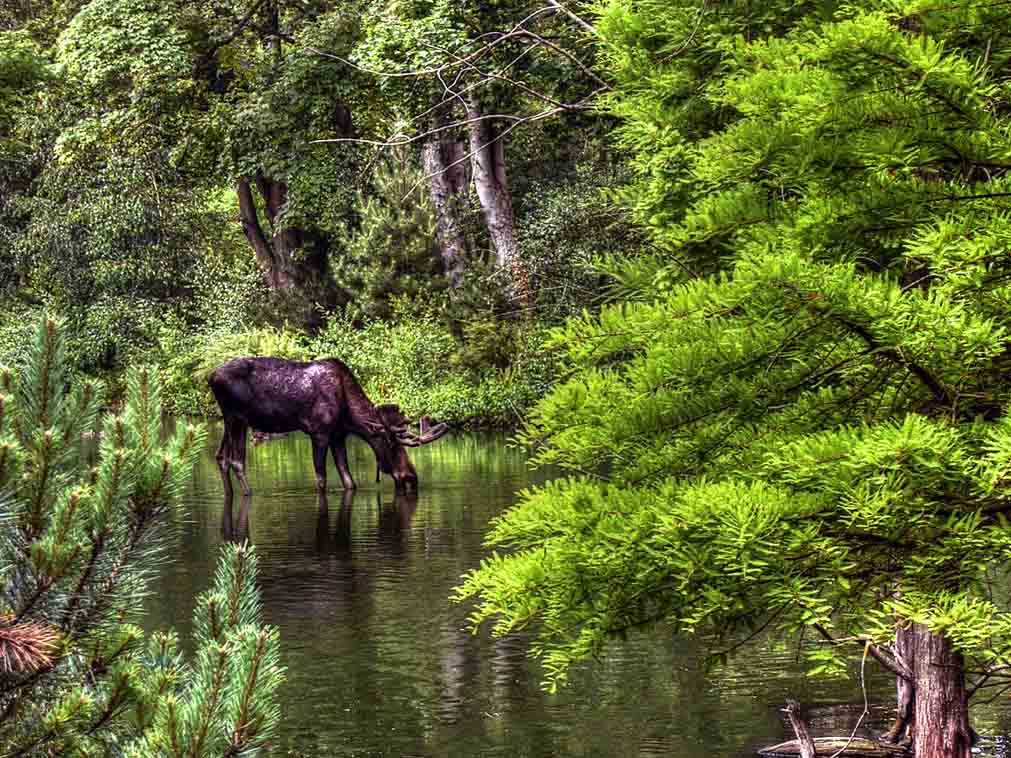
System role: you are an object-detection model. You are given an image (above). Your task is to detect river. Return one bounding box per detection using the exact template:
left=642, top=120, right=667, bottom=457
left=146, top=428, right=1011, bottom=756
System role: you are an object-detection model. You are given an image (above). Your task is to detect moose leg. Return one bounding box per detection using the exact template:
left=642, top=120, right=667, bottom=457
left=225, top=417, right=252, bottom=497
left=216, top=423, right=235, bottom=509
left=331, top=437, right=356, bottom=491
left=312, top=435, right=330, bottom=511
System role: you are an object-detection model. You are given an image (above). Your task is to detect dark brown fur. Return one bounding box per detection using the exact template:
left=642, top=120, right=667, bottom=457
left=208, top=357, right=446, bottom=509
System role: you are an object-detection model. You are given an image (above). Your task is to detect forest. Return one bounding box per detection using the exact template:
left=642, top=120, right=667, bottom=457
left=5, top=1, right=1011, bottom=757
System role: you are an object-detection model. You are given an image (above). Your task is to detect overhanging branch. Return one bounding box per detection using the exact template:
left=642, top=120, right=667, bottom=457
left=813, top=623, right=911, bottom=681
left=830, top=314, right=952, bottom=407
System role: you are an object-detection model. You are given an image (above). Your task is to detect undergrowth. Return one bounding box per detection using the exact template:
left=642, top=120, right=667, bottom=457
left=154, top=308, right=557, bottom=428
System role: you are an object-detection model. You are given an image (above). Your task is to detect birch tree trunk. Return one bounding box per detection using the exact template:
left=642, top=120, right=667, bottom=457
left=466, top=99, right=518, bottom=271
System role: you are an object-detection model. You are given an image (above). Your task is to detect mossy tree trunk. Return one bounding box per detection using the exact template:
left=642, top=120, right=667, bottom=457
left=422, top=127, right=470, bottom=288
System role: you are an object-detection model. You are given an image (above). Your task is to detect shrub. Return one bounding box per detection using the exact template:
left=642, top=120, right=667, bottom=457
left=310, top=309, right=558, bottom=427
left=333, top=154, right=450, bottom=322
left=154, top=302, right=560, bottom=427
left=156, top=322, right=311, bottom=417
left=516, top=163, right=647, bottom=323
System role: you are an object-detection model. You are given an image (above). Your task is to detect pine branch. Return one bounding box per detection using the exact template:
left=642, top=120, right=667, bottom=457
left=827, top=314, right=952, bottom=407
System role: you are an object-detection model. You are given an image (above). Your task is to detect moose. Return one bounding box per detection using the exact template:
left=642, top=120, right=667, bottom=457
left=208, top=357, right=449, bottom=509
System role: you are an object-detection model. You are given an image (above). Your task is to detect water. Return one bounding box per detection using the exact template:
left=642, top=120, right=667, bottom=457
left=147, top=428, right=1011, bottom=756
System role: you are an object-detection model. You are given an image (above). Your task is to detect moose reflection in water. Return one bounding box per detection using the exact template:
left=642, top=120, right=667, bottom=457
left=220, top=487, right=420, bottom=550
left=208, top=357, right=450, bottom=511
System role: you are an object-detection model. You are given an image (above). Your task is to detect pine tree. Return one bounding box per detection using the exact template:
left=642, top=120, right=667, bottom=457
left=457, top=3, right=1011, bottom=756
left=0, top=317, right=282, bottom=756
left=335, top=153, right=450, bottom=322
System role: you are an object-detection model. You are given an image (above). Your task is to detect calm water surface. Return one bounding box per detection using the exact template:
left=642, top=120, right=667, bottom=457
left=148, top=428, right=1011, bottom=757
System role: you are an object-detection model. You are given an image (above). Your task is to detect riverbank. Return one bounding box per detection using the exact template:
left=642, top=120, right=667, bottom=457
left=0, top=303, right=558, bottom=429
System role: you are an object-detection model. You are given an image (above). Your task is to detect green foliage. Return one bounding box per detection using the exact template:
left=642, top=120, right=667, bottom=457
left=0, top=299, right=42, bottom=371
left=4, top=17, right=229, bottom=375
left=334, top=154, right=449, bottom=321
left=1, top=0, right=377, bottom=369
left=516, top=163, right=647, bottom=322
left=457, top=0, right=1011, bottom=699
left=1, top=0, right=620, bottom=428
left=54, top=0, right=194, bottom=163
left=0, top=315, right=282, bottom=755
left=0, top=31, right=49, bottom=132
left=154, top=287, right=559, bottom=424
left=127, top=544, right=284, bottom=757
left=309, top=310, right=557, bottom=427
left=354, top=0, right=597, bottom=118
left=157, top=324, right=310, bottom=417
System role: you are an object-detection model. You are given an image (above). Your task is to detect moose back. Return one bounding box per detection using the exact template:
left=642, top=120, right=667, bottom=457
left=208, top=357, right=449, bottom=508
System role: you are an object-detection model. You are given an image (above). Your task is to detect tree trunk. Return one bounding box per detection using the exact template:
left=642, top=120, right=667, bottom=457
left=466, top=99, right=518, bottom=271
left=422, top=136, right=469, bottom=288
left=236, top=173, right=335, bottom=328
left=236, top=175, right=303, bottom=294
left=883, top=623, right=916, bottom=745
left=237, top=176, right=286, bottom=292
left=783, top=700, right=816, bottom=758
left=887, top=623, right=972, bottom=758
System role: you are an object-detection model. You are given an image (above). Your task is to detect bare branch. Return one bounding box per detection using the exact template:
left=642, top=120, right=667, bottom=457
left=309, top=107, right=583, bottom=148
left=512, top=28, right=609, bottom=88
left=300, top=5, right=609, bottom=89
left=299, top=7, right=557, bottom=80
left=660, top=3, right=707, bottom=62
left=547, top=0, right=599, bottom=36
left=812, top=623, right=911, bottom=681
left=422, top=40, right=589, bottom=111
left=404, top=105, right=570, bottom=201
left=407, top=43, right=541, bottom=130
left=830, top=314, right=952, bottom=407
left=205, top=0, right=269, bottom=54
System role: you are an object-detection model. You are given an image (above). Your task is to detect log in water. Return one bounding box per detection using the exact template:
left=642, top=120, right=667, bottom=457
left=758, top=737, right=910, bottom=758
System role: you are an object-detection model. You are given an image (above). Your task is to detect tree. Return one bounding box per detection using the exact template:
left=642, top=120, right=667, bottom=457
left=1, top=0, right=243, bottom=367
left=219, top=1, right=368, bottom=324
left=0, top=30, right=50, bottom=295
left=2, top=0, right=375, bottom=334
left=456, top=2, right=1011, bottom=757
left=349, top=0, right=606, bottom=298
left=334, top=152, right=448, bottom=321
left=0, top=317, right=283, bottom=755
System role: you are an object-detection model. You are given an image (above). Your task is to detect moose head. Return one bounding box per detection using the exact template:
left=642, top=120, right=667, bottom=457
left=368, top=405, right=450, bottom=491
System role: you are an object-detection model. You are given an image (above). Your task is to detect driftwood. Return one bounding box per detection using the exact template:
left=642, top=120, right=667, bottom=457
left=758, top=737, right=910, bottom=758
left=783, top=700, right=816, bottom=758
left=758, top=701, right=910, bottom=758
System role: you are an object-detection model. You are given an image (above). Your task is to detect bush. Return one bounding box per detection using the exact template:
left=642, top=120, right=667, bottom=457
left=137, top=289, right=560, bottom=426
left=0, top=298, right=40, bottom=372
left=333, top=154, right=450, bottom=322
left=156, top=322, right=311, bottom=417
left=517, top=163, right=647, bottom=323
left=309, top=308, right=557, bottom=427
